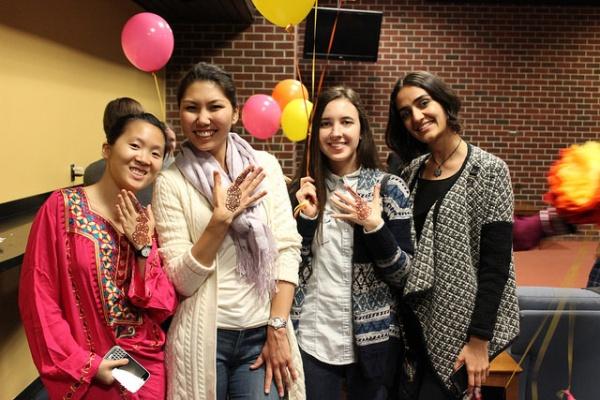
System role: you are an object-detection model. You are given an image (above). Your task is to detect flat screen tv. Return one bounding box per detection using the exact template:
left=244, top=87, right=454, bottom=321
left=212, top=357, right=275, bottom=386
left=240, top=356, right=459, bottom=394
left=303, top=7, right=383, bottom=62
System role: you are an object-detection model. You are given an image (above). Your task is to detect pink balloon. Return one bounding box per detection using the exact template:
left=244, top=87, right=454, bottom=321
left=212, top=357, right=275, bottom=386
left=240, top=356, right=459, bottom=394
left=242, top=94, right=282, bottom=140
left=121, top=13, right=174, bottom=72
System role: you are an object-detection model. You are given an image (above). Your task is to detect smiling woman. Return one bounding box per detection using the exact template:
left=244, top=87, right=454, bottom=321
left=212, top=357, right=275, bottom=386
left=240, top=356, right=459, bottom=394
left=385, top=72, right=520, bottom=399
left=100, top=115, right=167, bottom=194
left=178, top=80, right=239, bottom=165
left=152, top=62, right=305, bottom=400
left=289, top=86, right=414, bottom=399
left=18, top=112, right=177, bottom=399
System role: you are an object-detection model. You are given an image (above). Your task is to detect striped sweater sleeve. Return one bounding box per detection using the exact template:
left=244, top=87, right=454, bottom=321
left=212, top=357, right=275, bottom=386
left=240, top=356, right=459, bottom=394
left=361, top=174, right=414, bottom=289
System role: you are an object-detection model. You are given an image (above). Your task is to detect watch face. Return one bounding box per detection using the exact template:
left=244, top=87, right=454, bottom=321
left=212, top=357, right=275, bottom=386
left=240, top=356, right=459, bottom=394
left=140, top=246, right=152, bottom=257
left=269, top=317, right=286, bottom=329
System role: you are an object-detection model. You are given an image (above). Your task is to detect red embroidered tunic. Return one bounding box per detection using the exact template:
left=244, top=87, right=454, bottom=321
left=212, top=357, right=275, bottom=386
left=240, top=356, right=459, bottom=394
left=19, top=188, right=177, bottom=399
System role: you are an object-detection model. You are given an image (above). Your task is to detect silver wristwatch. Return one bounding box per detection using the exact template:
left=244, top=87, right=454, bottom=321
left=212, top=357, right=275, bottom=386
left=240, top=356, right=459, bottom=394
left=135, top=244, right=152, bottom=258
left=267, top=316, right=287, bottom=330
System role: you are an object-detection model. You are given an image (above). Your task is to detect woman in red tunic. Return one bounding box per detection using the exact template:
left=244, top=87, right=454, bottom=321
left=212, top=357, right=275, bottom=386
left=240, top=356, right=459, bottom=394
left=19, top=113, right=177, bottom=399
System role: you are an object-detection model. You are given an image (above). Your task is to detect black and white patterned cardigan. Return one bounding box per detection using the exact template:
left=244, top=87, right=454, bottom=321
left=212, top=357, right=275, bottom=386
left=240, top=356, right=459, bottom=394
left=291, top=167, right=414, bottom=382
left=401, top=144, right=520, bottom=390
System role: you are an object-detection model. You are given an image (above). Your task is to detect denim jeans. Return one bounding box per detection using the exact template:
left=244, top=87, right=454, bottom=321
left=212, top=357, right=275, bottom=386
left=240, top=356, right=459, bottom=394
left=300, top=349, right=387, bottom=400
left=216, top=326, right=280, bottom=400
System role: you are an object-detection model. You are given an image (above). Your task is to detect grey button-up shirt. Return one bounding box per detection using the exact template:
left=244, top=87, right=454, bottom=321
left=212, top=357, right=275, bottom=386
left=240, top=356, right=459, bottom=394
left=297, top=169, right=360, bottom=365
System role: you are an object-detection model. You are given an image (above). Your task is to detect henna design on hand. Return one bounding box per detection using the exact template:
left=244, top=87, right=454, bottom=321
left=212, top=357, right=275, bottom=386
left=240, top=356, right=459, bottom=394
left=347, top=188, right=371, bottom=221
left=224, top=167, right=254, bottom=213
left=132, top=211, right=149, bottom=247
left=355, top=197, right=372, bottom=221
left=225, top=185, right=242, bottom=212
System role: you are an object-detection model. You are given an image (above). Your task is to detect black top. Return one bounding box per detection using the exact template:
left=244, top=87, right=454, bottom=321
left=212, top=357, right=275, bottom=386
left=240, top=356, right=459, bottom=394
left=413, top=173, right=460, bottom=241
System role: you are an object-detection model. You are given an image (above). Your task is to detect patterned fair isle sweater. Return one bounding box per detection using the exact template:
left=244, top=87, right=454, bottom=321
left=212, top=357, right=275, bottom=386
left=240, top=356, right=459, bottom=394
left=292, top=168, right=414, bottom=383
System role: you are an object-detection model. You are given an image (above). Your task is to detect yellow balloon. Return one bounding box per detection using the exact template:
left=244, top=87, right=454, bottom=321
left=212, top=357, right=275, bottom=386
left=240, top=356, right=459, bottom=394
left=252, top=0, right=316, bottom=28
left=281, top=99, right=313, bottom=142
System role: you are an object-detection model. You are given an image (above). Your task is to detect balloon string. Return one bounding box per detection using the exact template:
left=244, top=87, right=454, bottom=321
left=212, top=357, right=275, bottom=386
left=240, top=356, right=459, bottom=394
left=152, top=72, right=166, bottom=121
left=293, top=0, right=344, bottom=180
left=308, top=0, right=342, bottom=177
left=291, top=23, right=299, bottom=171
left=505, top=313, right=550, bottom=390
left=291, top=0, right=343, bottom=215
left=293, top=24, right=298, bottom=84
left=314, top=0, right=342, bottom=98
left=297, top=0, right=318, bottom=178
left=530, top=243, right=583, bottom=399
left=292, top=0, right=345, bottom=179
left=311, top=0, right=318, bottom=100
left=507, top=243, right=585, bottom=398
left=294, top=57, right=312, bottom=178
left=268, top=130, right=275, bottom=157
left=567, top=304, right=575, bottom=391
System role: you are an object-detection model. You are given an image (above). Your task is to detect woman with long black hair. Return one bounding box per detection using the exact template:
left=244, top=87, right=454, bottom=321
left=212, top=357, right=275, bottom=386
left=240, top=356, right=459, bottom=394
left=386, top=71, right=520, bottom=399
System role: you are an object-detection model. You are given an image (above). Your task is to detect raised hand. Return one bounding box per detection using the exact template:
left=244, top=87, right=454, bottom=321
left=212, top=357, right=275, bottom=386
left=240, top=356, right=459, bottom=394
left=116, top=190, right=154, bottom=249
left=211, top=165, right=267, bottom=225
left=294, top=176, right=319, bottom=218
left=330, top=183, right=383, bottom=231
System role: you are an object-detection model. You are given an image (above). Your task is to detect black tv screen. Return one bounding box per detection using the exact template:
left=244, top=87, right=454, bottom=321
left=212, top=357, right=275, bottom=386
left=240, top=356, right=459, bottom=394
left=303, top=7, right=383, bottom=62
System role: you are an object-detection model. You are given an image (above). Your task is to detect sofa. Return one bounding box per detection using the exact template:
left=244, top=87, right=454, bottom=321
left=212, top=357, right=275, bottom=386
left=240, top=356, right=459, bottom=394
left=510, top=286, right=600, bottom=400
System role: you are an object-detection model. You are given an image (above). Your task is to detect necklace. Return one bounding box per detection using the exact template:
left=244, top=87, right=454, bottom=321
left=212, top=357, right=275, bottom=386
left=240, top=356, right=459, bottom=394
left=430, top=139, right=462, bottom=177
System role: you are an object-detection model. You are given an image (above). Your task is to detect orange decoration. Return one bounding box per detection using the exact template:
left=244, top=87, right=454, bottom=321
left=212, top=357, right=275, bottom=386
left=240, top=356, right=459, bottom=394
left=545, top=141, right=600, bottom=225
left=272, top=79, right=309, bottom=111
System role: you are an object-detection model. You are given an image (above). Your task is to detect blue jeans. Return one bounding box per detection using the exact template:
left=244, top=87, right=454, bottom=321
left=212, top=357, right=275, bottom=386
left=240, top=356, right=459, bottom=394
left=301, top=349, right=388, bottom=400
left=216, top=326, right=280, bottom=400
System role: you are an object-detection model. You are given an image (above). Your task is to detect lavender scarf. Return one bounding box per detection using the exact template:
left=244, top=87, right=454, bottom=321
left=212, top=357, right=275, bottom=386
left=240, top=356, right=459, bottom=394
left=175, top=132, right=278, bottom=297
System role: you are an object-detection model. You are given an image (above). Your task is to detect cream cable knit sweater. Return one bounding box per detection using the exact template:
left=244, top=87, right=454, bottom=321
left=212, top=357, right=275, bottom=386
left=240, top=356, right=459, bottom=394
left=153, top=151, right=305, bottom=400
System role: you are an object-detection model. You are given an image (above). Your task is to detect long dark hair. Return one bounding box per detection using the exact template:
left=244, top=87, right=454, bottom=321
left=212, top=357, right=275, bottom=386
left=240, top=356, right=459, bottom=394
left=292, top=85, right=381, bottom=224
left=385, top=71, right=462, bottom=167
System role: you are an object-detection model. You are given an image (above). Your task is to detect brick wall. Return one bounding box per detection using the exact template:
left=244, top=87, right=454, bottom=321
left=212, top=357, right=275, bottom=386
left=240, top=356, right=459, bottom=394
left=166, top=0, right=599, bottom=239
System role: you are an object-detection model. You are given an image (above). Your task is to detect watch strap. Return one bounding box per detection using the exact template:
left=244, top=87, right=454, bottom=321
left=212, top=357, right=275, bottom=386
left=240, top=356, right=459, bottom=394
left=134, top=244, right=152, bottom=258
left=267, top=316, right=287, bottom=330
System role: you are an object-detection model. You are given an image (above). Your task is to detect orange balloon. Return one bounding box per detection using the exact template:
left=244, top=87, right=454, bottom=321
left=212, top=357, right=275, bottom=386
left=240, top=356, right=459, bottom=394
left=272, top=79, right=309, bottom=110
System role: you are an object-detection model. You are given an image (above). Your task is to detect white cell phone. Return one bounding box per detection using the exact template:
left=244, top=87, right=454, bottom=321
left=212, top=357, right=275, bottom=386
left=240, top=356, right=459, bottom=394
left=103, top=345, right=150, bottom=393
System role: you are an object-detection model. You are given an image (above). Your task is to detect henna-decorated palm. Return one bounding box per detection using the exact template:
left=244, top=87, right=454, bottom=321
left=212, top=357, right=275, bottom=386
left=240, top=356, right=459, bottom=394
left=212, top=165, right=267, bottom=224
left=330, top=183, right=383, bottom=231
left=116, top=190, right=155, bottom=249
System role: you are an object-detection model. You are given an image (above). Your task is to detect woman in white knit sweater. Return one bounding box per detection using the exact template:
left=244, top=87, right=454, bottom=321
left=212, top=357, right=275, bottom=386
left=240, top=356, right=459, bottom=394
left=153, top=62, right=304, bottom=400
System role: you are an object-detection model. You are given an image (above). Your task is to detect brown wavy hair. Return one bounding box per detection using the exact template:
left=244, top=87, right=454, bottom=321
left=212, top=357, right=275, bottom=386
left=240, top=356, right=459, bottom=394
left=291, top=85, right=381, bottom=225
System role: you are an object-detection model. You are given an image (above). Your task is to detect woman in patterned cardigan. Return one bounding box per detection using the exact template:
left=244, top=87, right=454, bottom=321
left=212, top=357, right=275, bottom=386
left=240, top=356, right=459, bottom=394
left=385, top=71, right=520, bottom=399
left=291, top=86, right=414, bottom=399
